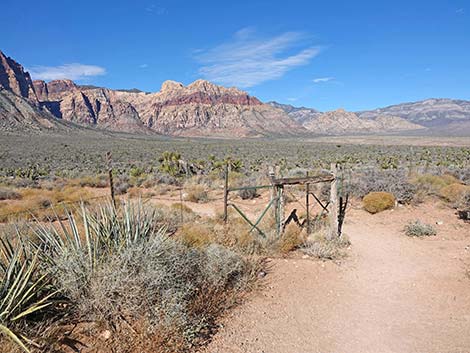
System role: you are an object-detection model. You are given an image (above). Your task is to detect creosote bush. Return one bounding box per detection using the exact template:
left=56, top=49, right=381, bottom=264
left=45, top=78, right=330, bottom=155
left=404, top=220, right=437, bottom=237
left=363, top=191, right=395, bottom=214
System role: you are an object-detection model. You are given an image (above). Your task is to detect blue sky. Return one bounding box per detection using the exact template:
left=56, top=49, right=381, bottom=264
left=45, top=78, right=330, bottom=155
left=3, top=0, right=470, bottom=111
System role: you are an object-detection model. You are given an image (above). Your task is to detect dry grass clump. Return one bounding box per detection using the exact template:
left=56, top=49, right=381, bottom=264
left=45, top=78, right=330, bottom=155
left=183, top=185, right=208, bottom=203
left=0, top=187, right=22, bottom=200
left=301, top=230, right=350, bottom=260
left=404, top=220, right=437, bottom=237
left=276, top=223, right=306, bottom=254
left=0, top=186, right=93, bottom=222
left=412, top=174, right=460, bottom=198
left=73, top=174, right=109, bottom=188
left=176, top=223, right=213, bottom=248
left=363, top=191, right=395, bottom=214
left=439, top=183, right=470, bottom=206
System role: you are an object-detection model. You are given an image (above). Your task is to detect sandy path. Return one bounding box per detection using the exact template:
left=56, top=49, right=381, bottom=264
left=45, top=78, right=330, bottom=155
left=203, top=203, right=470, bottom=353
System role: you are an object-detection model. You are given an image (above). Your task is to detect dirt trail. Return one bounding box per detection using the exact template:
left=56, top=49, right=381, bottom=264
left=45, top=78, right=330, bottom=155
left=203, top=202, right=470, bottom=353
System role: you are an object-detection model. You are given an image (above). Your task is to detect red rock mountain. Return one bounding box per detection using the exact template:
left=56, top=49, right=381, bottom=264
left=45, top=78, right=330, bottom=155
left=0, top=51, right=62, bottom=131
left=303, top=109, right=424, bottom=135
left=31, top=78, right=306, bottom=137
left=0, top=51, right=37, bottom=102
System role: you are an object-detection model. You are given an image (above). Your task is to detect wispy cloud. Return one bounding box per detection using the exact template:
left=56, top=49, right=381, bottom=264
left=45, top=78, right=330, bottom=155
left=456, top=8, right=464, bottom=14
left=139, top=64, right=149, bottom=69
left=195, top=28, right=321, bottom=88
left=313, top=77, right=334, bottom=83
left=287, top=97, right=298, bottom=102
left=145, top=4, right=167, bottom=14
left=28, top=64, right=106, bottom=81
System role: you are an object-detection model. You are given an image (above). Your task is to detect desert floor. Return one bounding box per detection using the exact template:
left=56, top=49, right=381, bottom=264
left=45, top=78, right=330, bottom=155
left=200, top=202, right=470, bottom=353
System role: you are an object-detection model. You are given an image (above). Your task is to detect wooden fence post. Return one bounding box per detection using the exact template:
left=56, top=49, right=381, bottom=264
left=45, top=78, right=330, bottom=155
left=329, top=163, right=338, bottom=239
left=106, top=152, right=117, bottom=209
left=306, top=171, right=310, bottom=235
left=223, top=163, right=229, bottom=223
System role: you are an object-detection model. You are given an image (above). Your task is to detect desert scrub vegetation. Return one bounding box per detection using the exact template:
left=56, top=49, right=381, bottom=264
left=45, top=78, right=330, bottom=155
left=0, top=187, right=21, bottom=201
left=349, top=168, right=416, bottom=204
left=0, top=201, right=259, bottom=352
left=301, top=230, right=350, bottom=260
left=404, top=220, right=437, bottom=237
left=363, top=191, right=396, bottom=214
left=0, top=186, right=94, bottom=222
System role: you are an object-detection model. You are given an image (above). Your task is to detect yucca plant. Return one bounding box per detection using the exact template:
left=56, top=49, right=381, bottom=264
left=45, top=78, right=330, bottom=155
left=34, top=201, right=163, bottom=263
left=0, top=237, right=55, bottom=352
left=31, top=201, right=166, bottom=308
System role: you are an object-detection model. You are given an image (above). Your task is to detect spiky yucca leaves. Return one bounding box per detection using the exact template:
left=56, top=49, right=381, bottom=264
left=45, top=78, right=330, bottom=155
left=31, top=201, right=168, bottom=319
left=34, top=201, right=163, bottom=268
left=0, top=237, right=55, bottom=352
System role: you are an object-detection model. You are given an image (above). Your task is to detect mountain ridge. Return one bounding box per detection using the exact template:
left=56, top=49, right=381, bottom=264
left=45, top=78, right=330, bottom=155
left=1, top=49, right=469, bottom=137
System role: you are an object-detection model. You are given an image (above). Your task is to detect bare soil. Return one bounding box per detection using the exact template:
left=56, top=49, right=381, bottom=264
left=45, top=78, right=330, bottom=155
left=202, top=202, right=470, bottom=353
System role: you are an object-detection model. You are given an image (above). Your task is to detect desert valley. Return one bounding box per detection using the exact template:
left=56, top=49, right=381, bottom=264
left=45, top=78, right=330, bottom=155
left=1, top=3, right=470, bottom=352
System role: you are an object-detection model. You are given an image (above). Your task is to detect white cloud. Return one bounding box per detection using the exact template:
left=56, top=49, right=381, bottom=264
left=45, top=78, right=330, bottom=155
left=29, top=63, right=106, bottom=81
left=145, top=4, right=167, bottom=14
left=196, top=29, right=321, bottom=88
left=287, top=97, right=298, bottom=102
left=139, top=64, right=149, bottom=69
left=313, top=77, right=334, bottom=83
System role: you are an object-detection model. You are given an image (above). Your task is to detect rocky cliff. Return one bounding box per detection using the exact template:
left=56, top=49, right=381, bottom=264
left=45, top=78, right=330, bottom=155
left=0, top=51, right=37, bottom=102
left=31, top=77, right=305, bottom=137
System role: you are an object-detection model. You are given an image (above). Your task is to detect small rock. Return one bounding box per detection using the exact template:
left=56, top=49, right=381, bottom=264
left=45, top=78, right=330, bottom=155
left=257, top=271, right=267, bottom=278
left=100, top=330, right=111, bottom=340
left=302, top=254, right=310, bottom=259
left=436, top=221, right=444, bottom=225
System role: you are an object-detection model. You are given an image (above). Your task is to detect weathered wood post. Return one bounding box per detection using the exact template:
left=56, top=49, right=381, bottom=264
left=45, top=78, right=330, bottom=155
left=223, top=163, right=229, bottom=223
left=278, top=185, right=284, bottom=237
left=329, top=163, right=338, bottom=239
left=106, top=152, right=117, bottom=209
left=305, top=171, right=310, bottom=235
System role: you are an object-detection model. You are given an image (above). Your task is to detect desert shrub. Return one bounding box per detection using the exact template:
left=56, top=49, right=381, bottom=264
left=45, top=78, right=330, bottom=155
left=462, top=192, right=470, bottom=209
left=176, top=223, right=213, bottom=248
left=3, top=178, right=37, bottom=189
left=412, top=174, right=460, bottom=197
left=238, top=188, right=259, bottom=200
left=183, top=185, right=208, bottom=203
left=115, top=182, right=130, bottom=195
left=0, top=188, right=21, bottom=201
left=0, top=187, right=93, bottom=222
left=440, top=183, right=469, bottom=206
left=154, top=172, right=180, bottom=186
left=404, top=220, right=437, bottom=237
left=76, top=174, right=108, bottom=188
left=350, top=168, right=415, bottom=203
left=129, top=166, right=145, bottom=178
left=32, top=202, right=257, bottom=350
left=363, top=191, right=395, bottom=214
left=301, top=231, right=350, bottom=260
left=277, top=224, right=305, bottom=254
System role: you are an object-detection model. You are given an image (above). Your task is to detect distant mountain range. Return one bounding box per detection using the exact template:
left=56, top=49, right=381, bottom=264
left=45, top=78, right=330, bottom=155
left=1, top=49, right=469, bottom=137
